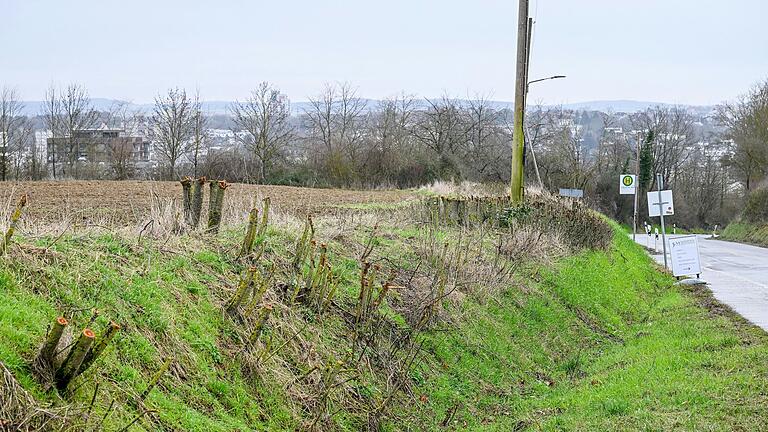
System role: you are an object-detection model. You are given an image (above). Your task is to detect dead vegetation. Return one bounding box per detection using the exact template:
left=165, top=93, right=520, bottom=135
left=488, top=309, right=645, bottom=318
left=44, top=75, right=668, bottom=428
left=1, top=360, right=84, bottom=432
left=0, top=181, right=413, bottom=227
left=0, top=180, right=616, bottom=431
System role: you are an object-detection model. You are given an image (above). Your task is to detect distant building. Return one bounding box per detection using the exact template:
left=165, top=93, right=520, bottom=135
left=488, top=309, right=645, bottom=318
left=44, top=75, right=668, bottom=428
left=46, top=128, right=150, bottom=165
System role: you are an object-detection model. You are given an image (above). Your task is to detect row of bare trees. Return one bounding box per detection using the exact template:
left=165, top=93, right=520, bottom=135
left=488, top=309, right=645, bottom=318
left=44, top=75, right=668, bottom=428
left=154, top=82, right=514, bottom=187
left=0, top=81, right=514, bottom=187
left=526, top=102, right=756, bottom=228
left=2, top=79, right=766, bottom=227
left=42, top=84, right=100, bottom=179
left=300, top=83, right=512, bottom=187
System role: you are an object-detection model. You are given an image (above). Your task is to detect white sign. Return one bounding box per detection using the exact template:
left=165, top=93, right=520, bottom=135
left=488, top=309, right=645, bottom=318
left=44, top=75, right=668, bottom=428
left=619, top=174, right=636, bottom=195
left=559, top=188, right=584, bottom=198
left=647, top=190, right=674, bottom=217
left=669, top=235, right=702, bottom=277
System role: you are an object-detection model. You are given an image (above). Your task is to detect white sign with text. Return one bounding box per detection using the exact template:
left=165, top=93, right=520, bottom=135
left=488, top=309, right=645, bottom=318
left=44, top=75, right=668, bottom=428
left=669, top=235, right=702, bottom=277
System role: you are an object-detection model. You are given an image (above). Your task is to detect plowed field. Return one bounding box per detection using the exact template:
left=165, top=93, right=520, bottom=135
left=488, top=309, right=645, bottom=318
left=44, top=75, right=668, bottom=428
left=0, top=181, right=414, bottom=225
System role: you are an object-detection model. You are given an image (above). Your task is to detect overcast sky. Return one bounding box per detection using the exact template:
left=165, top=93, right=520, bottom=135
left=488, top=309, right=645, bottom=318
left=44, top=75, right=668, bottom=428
left=1, top=0, right=766, bottom=105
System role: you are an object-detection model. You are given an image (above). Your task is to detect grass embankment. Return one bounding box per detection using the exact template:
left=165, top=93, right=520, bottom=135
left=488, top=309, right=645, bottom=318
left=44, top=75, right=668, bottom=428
left=721, top=221, right=768, bottom=247
left=415, top=229, right=768, bottom=430
left=1, top=198, right=767, bottom=431
left=721, top=187, right=768, bottom=247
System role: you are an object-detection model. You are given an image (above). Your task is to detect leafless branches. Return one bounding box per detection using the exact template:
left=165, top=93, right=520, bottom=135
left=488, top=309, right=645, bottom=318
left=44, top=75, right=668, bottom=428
left=105, top=101, right=144, bottom=180
left=151, top=88, right=196, bottom=179
left=230, top=82, right=294, bottom=183
left=0, top=87, right=25, bottom=181
left=716, top=79, right=768, bottom=191
left=411, top=96, right=467, bottom=178
left=189, top=92, right=208, bottom=178
left=630, top=106, right=695, bottom=189
left=304, top=82, right=366, bottom=185
left=58, top=84, right=99, bottom=178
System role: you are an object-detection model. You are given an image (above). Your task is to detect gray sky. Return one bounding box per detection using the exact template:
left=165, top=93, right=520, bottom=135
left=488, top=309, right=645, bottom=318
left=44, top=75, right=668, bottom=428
left=1, top=0, right=766, bottom=105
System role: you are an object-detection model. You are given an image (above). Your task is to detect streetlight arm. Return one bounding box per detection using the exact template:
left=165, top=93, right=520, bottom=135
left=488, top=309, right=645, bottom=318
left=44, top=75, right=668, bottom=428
left=527, top=75, right=566, bottom=86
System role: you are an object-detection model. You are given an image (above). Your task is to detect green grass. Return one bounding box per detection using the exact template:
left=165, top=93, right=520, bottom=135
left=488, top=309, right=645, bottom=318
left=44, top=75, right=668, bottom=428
left=1, top=214, right=767, bottom=431
left=721, top=221, right=768, bottom=247
left=0, top=233, right=297, bottom=430
left=409, top=227, right=768, bottom=431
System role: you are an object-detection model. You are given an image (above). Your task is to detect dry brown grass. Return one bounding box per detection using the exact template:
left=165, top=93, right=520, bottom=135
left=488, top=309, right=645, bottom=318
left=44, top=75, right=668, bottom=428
left=0, top=181, right=415, bottom=248
left=1, top=360, right=83, bottom=431
left=0, top=181, right=414, bottom=226
left=419, top=180, right=509, bottom=198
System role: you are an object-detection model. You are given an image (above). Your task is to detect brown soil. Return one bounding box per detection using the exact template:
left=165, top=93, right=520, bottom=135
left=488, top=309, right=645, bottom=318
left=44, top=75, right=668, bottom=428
left=0, top=181, right=415, bottom=225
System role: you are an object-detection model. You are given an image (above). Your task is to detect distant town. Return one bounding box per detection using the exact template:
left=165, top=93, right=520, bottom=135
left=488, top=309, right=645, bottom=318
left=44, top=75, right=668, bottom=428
left=0, top=81, right=756, bottom=231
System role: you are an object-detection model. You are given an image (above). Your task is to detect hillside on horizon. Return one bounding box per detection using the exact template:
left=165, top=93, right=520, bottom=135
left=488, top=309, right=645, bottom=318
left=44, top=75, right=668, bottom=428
left=15, top=97, right=716, bottom=117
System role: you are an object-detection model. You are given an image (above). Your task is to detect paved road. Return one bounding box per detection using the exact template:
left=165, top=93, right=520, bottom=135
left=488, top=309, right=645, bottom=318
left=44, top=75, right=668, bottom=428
left=633, top=233, right=768, bottom=331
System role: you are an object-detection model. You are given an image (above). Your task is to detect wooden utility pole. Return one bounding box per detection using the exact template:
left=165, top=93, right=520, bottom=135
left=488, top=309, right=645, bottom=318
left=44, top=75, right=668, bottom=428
left=509, top=0, right=529, bottom=203
left=523, top=17, right=533, bottom=109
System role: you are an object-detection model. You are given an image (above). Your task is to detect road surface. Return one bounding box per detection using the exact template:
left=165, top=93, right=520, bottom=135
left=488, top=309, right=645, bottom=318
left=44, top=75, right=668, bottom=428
left=634, top=233, right=768, bottom=331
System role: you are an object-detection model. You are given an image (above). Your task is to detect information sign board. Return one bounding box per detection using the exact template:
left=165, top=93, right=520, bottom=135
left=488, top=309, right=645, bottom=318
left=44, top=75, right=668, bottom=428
left=669, top=235, right=702, bottom=277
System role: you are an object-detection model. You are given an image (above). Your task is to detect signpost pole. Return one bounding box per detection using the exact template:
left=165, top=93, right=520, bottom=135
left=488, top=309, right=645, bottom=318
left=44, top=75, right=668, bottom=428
left=633, top=133, right=640, bottom=242
left=632, top=188, right=638, bottom=242
left=656, top=173, right=668, bottom=269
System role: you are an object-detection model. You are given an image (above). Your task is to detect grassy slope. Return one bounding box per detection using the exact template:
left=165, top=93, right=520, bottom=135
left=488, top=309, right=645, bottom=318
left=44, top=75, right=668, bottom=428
left=0, top=231, right=296, bottom=430
left=411, top=230, right=768, bottom=431
left=721, top=221, right=768, bottom=247
left=0, top=216, right=767, bottom=430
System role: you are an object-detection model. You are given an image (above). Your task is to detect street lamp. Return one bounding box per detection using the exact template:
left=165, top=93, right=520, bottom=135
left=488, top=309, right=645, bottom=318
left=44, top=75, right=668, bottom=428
left=527, top=75, right=566, bottom=91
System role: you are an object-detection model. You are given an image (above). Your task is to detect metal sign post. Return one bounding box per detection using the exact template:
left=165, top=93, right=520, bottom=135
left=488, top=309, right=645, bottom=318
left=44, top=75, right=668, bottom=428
left=656, top=173, right=668, bottom=269
left=619, top=174, right=638, bottom=241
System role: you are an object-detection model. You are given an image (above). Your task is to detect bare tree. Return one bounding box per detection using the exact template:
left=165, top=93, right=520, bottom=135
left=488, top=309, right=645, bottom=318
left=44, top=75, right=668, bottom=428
left=151, top=88, right=195, bottom=179
left=104, top=101, right=144, bottom=179
left=717, top=80, right=768, bottom=191
left=519, top=105, right=559, bottom=188
left=8, top=118, right=35, bottom=180
left=594, top=111, right=631, bottom=173
left=0, top=87, right=24, bottom=181
left=676, top=141, right=731, bottom=226
left=464, top=95, right=506, bottom=180
left=363, top=94, right=417, bottom=186
left=42, top=85, right=62, bottom=179
left=230, top=82, right=294, bottom=183
left=58, top=84, right=99, bottom=178
left=28, top=131, right=45, bottom=180
left=107, top=140, right=136, bottom=180
left=411, top=95, right=468, bottom=178
left=105, top=100, right=143, bottom=132
left=530, top=107, right=596, bottom=190
left=304, top=82, right=366, bottom=185
left=553, top=109, right=595, bottom=189
left=189, top=94, right=207, bottom=178
left=631, top=106, right=694, bottom=189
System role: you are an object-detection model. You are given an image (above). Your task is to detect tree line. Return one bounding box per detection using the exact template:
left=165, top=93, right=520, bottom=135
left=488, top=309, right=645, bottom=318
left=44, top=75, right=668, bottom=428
left=0, top=82, right=514, bottom=188
left=515, top=80, right=767, bottom=229
left=0, top=79, right=766, bottom=228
